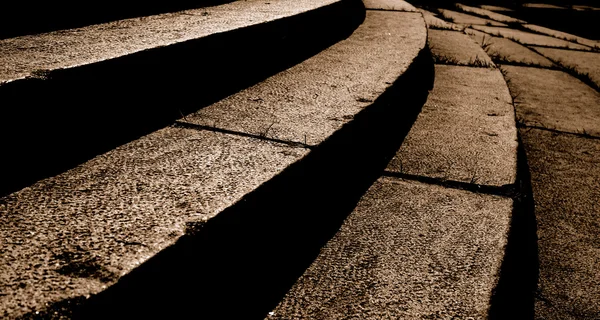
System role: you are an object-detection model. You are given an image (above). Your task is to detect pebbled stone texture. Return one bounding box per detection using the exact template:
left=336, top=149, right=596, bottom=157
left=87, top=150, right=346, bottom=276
left=269, top=177, right=512, bottom=319
left=0, top=127, right=308, bottom=318
left=181, top=11, right=426, bottom=146
left=437, top=8, right=507, bottom=27
left=387, top=65, right=517, bottom=186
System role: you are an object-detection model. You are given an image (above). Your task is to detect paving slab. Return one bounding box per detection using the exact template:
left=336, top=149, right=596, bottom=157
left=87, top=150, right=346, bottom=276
left=502, top=65, right=600, bottom=137
left=363, top=0, right=417, bottom=11
left=471, top=25, right=591, bottom=51
left=519, top=128, right=600, bottom=319
left=466, top=28, right=554, bottom=67
left=387, top=65, right=517, bottom=186
left=522, top=24, right=599, bottom=49
left=437, top=8, right=507, bottom=27
left=455, top=3, right=525, bottom=24
left=419, top=9, right=460, bottom=30
left=181, top=11, right=426, bottom=146
left=0, top=127, right=308, bottom=318
left=0, top=0, right=341, bottom=83
left=429, top=29, right=494, bottom=67
left=269, top=177, right=512, bottom=319
left=533, top=47, right=600, bottom=89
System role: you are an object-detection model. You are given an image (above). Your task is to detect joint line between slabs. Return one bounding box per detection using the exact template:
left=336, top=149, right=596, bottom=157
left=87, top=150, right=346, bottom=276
left=173, top=121, right=314, bottom=149
left=382, top=171, right=517, bottom=198
left=517, top=123, right=600, bottom=140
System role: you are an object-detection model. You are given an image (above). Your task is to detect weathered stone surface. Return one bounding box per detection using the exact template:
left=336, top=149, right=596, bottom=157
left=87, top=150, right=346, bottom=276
left=429, top=29, right=494, bottom=67
left=269, top=177, right=512, bottom=319
left=466, top=28, right=554, bottom=67
left=0, top=127, right=309, bottom=318
left=471, top=25, right=591, bottom=50
left=502, top=65, right=600, bottom=137
left=520, top=128, right=600, bottom=320
left=181, top=11, right=426, bottom=146
left=479, top=5, right=514, bottom=12
left=437, top=8, right=507, bottom=27
left=387, top=65, right=517, bottom=186
left=363, top=0, right=417, bottom=11
left=533, top=47, right=600, bottom=89
left=522, top=24, right=599, bottom=49
left=455, top=3, right=525, bottom=23
left=0, top=0, right=342, bottom=83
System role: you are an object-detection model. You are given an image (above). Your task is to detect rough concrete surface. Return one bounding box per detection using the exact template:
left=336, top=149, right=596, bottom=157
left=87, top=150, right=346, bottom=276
left=363, top=0, right=417, bottom=11
left=455, top=3, right=525, bottom=24
left=471, top=25, right=591, bottom=51
left=522, top=24, right=599, bottom=49
left=429, top=29, right=494, bottom=67
left=466, top=28, right=554, bottom=67
left=437, top=8, right=507, bottom=27
left=0, top=127, right=308, bottom=318
left=502, top=65, right=600, bottom=136
left=520, top=128, right=600, bottom=320
left=533, top=47, right=600, bottom=89
left=419, top=9, right=460, bottom=30
left=181, top=11, right=426, bottom=146
left=269, top=177, right=512, bottom=319
left=0, top=0, right=341, bottom=83
left=387, top=65, right=517, bottom=186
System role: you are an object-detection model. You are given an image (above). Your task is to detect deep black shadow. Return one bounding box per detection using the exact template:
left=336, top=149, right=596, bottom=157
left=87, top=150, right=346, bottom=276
left=19, top=48, right=434, bottom=320
left=0, top=0, right=236, bottom=39
left=0, top=0, right=365, bottom=197
left=488, top=135, right=539, bottom=320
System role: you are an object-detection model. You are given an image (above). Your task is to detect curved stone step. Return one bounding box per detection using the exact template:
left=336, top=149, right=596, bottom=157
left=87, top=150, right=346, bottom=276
left=0, top=2, right=429, bottom=318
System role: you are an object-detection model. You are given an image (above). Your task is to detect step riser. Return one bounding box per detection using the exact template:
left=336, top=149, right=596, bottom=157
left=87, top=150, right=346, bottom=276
left=0, top=0, right=365, bottom=197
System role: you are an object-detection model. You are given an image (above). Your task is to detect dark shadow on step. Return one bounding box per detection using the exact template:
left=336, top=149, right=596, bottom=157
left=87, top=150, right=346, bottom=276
left=0, top=0, right=365, bottom=198
left=488, top=135, right=539, bottom=320
left=21, top=49, right=434, bottom=320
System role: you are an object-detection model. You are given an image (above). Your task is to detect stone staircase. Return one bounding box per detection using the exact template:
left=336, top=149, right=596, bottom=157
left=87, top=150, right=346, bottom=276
left=1, top=0, right=597, bottom=319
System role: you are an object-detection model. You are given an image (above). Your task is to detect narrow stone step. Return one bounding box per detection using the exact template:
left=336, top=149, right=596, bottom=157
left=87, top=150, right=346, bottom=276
left=386, top=65, right=517, bottom=187
left=454, top=3, right=526, bottom=24
left=471, top=25, right=591, bottom=51
left=530, top=47, right=600, bottom=90
left=465, top=28, right=555, bottom=68
left=0, top=3, right=429, bottom=318
left=521, top=24, right=599, bottom=50
left=501, top=65, right=600, bottom=137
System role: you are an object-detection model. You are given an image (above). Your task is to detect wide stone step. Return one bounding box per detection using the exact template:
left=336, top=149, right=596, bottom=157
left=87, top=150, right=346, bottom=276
left=0, top=1, right=429, bottom=318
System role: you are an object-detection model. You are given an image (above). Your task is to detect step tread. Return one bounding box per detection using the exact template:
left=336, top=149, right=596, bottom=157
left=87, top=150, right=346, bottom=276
left=0, top=0, right=339, bottom=83
left=179, top=10, right=425, bottom=146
